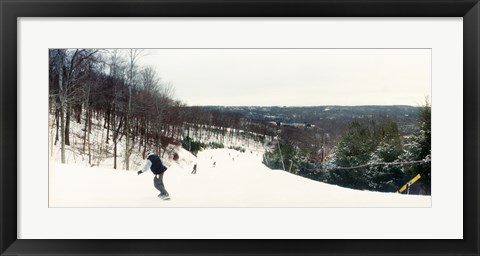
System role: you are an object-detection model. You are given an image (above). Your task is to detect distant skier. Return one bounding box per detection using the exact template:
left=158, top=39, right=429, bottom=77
left=137, top=149, right=170, bottom=200
left=191, top=163, right=197, bottom=174
left=212, top=161, right=216, bottom=168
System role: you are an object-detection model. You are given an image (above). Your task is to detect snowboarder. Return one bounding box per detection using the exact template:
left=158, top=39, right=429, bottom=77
left=191, top=163, right=197, bottom=174
left=138, top=149, right=170, bottom=200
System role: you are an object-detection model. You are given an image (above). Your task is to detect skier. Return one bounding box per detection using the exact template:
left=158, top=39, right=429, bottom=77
left=138, top=149, right=170, bottom=200
left=191, top=163, right=197, bottom=174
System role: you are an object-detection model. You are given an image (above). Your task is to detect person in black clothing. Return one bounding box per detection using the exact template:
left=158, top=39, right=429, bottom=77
left=191, top=163, right=197, bottom=174
left=138, top=149, right=169, bottom=200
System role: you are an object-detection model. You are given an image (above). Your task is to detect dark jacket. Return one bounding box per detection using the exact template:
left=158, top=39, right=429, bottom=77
left=147, top=155, right=167, bottom=174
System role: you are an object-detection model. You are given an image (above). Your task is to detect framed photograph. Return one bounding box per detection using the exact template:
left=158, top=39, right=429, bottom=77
left=1, top=0, right=479, bottom=255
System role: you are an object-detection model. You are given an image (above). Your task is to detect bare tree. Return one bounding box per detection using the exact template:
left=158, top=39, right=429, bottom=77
left=56, top=49, right=66, bottom=163
left=106, top=49, right=127, bottom=169
left=48, top=49, right=193, bottom=170
left=124, top=49, right=146, bottom=170
left=50, top=49, right=100, bottom=163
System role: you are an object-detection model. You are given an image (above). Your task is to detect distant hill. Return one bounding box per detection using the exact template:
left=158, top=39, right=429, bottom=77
left=198, top=105, right=420, bottom=136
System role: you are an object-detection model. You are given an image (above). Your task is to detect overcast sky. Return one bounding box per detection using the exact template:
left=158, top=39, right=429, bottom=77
left=139, top=49, right=431, bottom=107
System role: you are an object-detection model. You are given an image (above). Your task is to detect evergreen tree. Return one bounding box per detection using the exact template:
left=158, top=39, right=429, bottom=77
left=325, top=119, right=404, bottom=191
left=367, top=141, right=403, bottom=192
left=398, top=100, right=431, bottom=194
left=326, top=121, right=375, bottom=190
left=263, top=143, right=296, bottom=171
left=367, top=119, right=404, bottom=191
left=181, top=136, right=204, bottom=156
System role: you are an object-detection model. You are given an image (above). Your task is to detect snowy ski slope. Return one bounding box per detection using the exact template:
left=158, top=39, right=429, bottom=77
left=49, top=147, right=431, bottom=207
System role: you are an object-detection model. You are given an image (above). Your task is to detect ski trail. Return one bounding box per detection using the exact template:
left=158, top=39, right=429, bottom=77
left=49, top=148, right=431, bottom=207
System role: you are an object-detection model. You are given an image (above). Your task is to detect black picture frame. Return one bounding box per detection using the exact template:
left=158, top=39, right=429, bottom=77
left=1, top=0, right=479, bottom=255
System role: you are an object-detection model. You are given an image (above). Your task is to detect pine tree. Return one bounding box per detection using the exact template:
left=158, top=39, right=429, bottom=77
left=367, top=119, right=404, bottom=191
left=367, top=141, right=403, bottom=192
left=397, top=100, right=431, bottom=194
left=325, top=119, right=404, bottom=191
left=326, top=121, right=375, bottom=190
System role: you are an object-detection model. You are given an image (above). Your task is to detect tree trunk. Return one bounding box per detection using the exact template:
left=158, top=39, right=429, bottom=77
left=54, top=108, right=59, bottom=145
left=65, top=103, right=71, bottom=146
left=60, top=104, right=65, bottom=163
left=88, top=108, right=92, bottom=135
left=113, top=112, right=117, bottom=170
left=82, top=109, right=88, bottom=153
left=105, top=107, right=110, bottom=144
left=113, top=138, right=118, bottom=169
left=125, top=114, right=130, bottom=170
left=75, top=103, right=82, bottom=123
left=113, top=114, right=124, bottom=170
left=124, top=81, right=133, bottom=170
left=57, top=50, right=66, bottom=164
left=139, top=120, right=144, bottom=152
left=87, top=108, right=92, bottom=166
left=143, top=124, right=148, bottom=155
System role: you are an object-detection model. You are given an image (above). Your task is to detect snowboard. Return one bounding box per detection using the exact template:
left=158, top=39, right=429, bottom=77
left=158, top=195, right=171, bottom=200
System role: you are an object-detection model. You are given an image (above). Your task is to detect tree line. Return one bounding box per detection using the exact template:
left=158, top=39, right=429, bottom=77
left=262, top=101, right=431, bottom=194
left=49, top=49, right=188, bottom=169
left=49, top=49, right=275, bottom=169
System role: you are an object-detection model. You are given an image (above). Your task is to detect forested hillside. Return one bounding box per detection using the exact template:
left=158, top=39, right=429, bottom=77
left=49, top=49, right=271, bottom=169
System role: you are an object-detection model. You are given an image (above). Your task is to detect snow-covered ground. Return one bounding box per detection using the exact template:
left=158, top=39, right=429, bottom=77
left=49, top=147, right=431, bottom=207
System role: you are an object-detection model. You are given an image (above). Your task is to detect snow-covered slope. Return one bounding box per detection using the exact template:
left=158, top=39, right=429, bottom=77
left=49, top=147, right=431, bottom=207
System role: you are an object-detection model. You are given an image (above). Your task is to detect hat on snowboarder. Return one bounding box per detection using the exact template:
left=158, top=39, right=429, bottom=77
left=146, top=149, right=154, bottom=157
